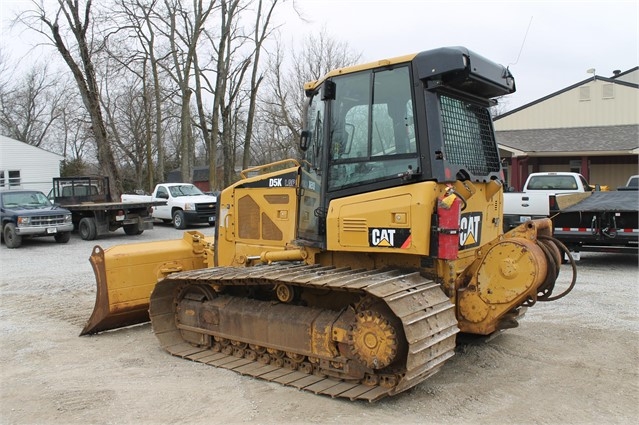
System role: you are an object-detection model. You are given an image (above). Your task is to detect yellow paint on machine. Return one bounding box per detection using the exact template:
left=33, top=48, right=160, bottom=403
left=80, top=231, right=214, bottom=335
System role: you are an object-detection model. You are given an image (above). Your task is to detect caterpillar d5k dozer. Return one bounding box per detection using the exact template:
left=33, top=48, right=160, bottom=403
left=82, top=46, right=576, bottom=402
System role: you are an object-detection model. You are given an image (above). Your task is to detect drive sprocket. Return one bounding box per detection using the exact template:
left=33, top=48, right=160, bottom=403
left=349, top=309, right=398, bottom=369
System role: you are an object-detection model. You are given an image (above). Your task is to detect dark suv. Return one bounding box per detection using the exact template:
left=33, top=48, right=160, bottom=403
left=0, top=190, right=74, bottom=248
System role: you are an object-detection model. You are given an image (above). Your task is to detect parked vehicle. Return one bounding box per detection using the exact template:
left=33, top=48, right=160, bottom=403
left=503, top=172, right=595, bottom=230
left=49, top=176, right=164, bottom=240
left=121, top=183, right=217, bottom=229
left=551, top=190, right=639, bottom=256
left=504, top=172, right=638, bottom=256
left=0, top=189, right=73, bottom=248
left=617, top=175, right=638, bottom=191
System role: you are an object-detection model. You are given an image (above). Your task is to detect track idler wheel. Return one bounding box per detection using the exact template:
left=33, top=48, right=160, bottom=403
left=274, top=283, right=296, bottom=303
left=349, top=309, right=399, bottom=369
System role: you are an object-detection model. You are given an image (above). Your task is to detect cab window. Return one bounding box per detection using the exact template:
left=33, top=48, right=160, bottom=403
left=327, top=65, right=418, bottom=191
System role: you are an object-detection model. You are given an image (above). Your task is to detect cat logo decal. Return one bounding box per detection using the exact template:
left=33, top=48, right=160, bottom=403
left=459, top=212, right=482, bottom=249
left=368, top=228, right=411, bottom=248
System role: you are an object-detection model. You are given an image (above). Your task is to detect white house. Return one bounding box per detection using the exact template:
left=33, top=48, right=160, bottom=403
left=0, top=135, right=65, bottom=193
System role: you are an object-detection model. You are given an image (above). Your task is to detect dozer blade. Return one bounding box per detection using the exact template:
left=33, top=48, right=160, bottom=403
left=80, top=231, right=213, bottom=336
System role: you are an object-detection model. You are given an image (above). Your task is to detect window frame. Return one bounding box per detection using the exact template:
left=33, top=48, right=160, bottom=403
left=326, top=64, right=419, bottom=192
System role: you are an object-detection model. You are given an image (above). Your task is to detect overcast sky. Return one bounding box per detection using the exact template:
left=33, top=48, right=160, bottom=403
left=282, top=0, right=638, bottom=111
left=1, top=0, right=637, bottom=112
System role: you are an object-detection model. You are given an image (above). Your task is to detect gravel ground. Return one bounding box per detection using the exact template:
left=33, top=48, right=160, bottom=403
left=0, top=223, right=638, bottom=425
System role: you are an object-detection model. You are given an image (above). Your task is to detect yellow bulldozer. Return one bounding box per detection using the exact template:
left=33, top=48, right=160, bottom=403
left=82, top=47, right=576, bottom=401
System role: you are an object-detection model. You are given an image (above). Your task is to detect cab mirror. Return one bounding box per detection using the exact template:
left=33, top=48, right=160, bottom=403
left=299, top=130, right=310, bottom=151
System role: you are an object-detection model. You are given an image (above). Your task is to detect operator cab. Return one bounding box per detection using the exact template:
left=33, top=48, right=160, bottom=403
left=297, top=47, right=515, bottom=248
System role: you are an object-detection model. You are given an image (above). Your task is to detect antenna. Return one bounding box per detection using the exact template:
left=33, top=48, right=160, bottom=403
left=509, top=16, right=533, bottom=68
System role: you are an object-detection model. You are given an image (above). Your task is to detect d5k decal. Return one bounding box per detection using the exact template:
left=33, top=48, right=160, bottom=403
left=459, top=212, right=482, bottom=249
left=369, top=228, right=412, bottom=248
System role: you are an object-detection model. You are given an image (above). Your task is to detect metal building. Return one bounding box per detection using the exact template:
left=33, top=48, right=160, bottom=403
left=495, top=67, right=638, bottom=190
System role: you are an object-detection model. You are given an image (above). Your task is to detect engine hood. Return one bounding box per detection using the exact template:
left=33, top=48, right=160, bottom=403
left=5, top=206, right=71, bottom=215
left=174, top=195, right=217, bottom=204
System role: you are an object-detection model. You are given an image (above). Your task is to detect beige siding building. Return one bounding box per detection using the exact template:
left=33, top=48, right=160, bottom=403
left=494, top=67, right=638, bottom=190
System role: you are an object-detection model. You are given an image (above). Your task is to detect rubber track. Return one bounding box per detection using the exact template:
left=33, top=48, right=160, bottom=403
left=149, top=264, right=459, bottom=402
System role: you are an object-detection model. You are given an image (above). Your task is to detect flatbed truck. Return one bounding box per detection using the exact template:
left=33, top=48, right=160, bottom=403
left=49, top=176, right=165, bottom=240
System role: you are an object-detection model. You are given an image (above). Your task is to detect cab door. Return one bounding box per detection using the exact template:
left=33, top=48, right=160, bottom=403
left=297, top=85, right=329, bottom=248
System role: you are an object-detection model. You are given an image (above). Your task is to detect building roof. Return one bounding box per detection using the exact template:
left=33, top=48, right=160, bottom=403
left=610, top=66, right=639, bottom=82
left=496, top=68, right=639, bottom=119
left=497, top=125, right=639, bottom=156
left=0, top=134, right=64, bottom=160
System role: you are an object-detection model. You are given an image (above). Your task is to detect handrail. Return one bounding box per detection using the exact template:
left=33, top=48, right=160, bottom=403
left=240, top=159, right=300, bottom=179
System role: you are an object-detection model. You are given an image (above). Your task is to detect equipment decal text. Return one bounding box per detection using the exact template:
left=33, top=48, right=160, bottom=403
left=459, top=212, right=482, bottom=249
left=368, top=228, right=411, bottom=248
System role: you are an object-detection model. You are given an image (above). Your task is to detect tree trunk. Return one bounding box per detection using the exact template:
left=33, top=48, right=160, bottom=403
left=42, top=0, right=122, bottom=198
left=242, top=0, right=278, bottom=169
left=180, top=89, right=194, bottom=182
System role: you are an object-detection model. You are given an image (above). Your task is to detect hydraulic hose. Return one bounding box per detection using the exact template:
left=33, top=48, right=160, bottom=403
left=536, top=235, right=578, bottom=302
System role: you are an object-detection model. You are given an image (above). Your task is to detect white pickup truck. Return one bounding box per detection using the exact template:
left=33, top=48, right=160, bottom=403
left=503, top=172, right=594, bottom=231
left=122, top=183, right=217, bottom=229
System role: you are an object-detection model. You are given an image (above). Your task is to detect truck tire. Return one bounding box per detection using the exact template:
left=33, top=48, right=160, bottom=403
left=172, top=210, right=186, bottom=229
left=123, top=223, right=143, bottom=236
left=79, top=217, right=98, bottom=240
left=54, top=232, right=71, bottom=244
left=3, top=223, right=22, bottom=248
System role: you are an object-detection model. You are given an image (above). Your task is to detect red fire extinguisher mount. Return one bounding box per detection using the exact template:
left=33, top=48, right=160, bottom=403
left=436, top=191, right=462, bottom=260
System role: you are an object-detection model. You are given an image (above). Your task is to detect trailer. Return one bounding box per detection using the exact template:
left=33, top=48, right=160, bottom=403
left=503, top=172, right=596, bottom=231
left=551, top=191, right=639, bottom=257
left=49, top=176, right=165, bottom=240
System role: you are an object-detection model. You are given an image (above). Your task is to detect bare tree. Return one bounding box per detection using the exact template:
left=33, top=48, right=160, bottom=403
left=195, top=0, right=242, bottom=190
left=490, top=96, right=511, bottom=118
left=220, top=55, right=251, bottom=187
left=99, top=68, right=149, bottom=190
left=57, top=95, right=92, bottom=160
left=7, top=0, right=356, bottom=194
left=0, top=64, right=65, bottom=148
left=160, top=0, right=215, bottom=183
left=0, top=49, right=10, bottom=96
left=191, top=32, right=215, bottom=187
left=193, top=0, right=281, bottom=188
left=257, top=29, right=361, bottom=163
left=191, top=0, right=238, bottom=189
left=249, top=115, right=297, bottom=164
left=241, top=0, right=279, bottom=170
left=104, top=0, right=174, bottom=191
left=19, top=0, right=123, bottom=197
left=58, top=97, right=95, bottom=176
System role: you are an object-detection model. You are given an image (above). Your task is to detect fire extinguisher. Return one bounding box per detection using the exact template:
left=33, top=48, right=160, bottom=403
left=436, top=190, right=462, bottom=260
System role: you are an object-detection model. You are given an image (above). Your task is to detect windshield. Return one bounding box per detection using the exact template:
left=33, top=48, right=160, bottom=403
left=169, top=185, right=205, bottom=197
left=327, top=65, right=419, bottom=191
left=526, top=175, right=579, bottom=191
left=2, top=191, right=52, bottom=209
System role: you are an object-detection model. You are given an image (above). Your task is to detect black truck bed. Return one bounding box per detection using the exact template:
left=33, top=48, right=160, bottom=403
left=558, top=191, right=638, bottom=213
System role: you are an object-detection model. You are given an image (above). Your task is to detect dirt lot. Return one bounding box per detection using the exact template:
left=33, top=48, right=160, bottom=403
left=1, top=224, right=638, bottom=424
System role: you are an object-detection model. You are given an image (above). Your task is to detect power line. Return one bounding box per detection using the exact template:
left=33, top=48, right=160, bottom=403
left=509, top=16, right=533, bottom=68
